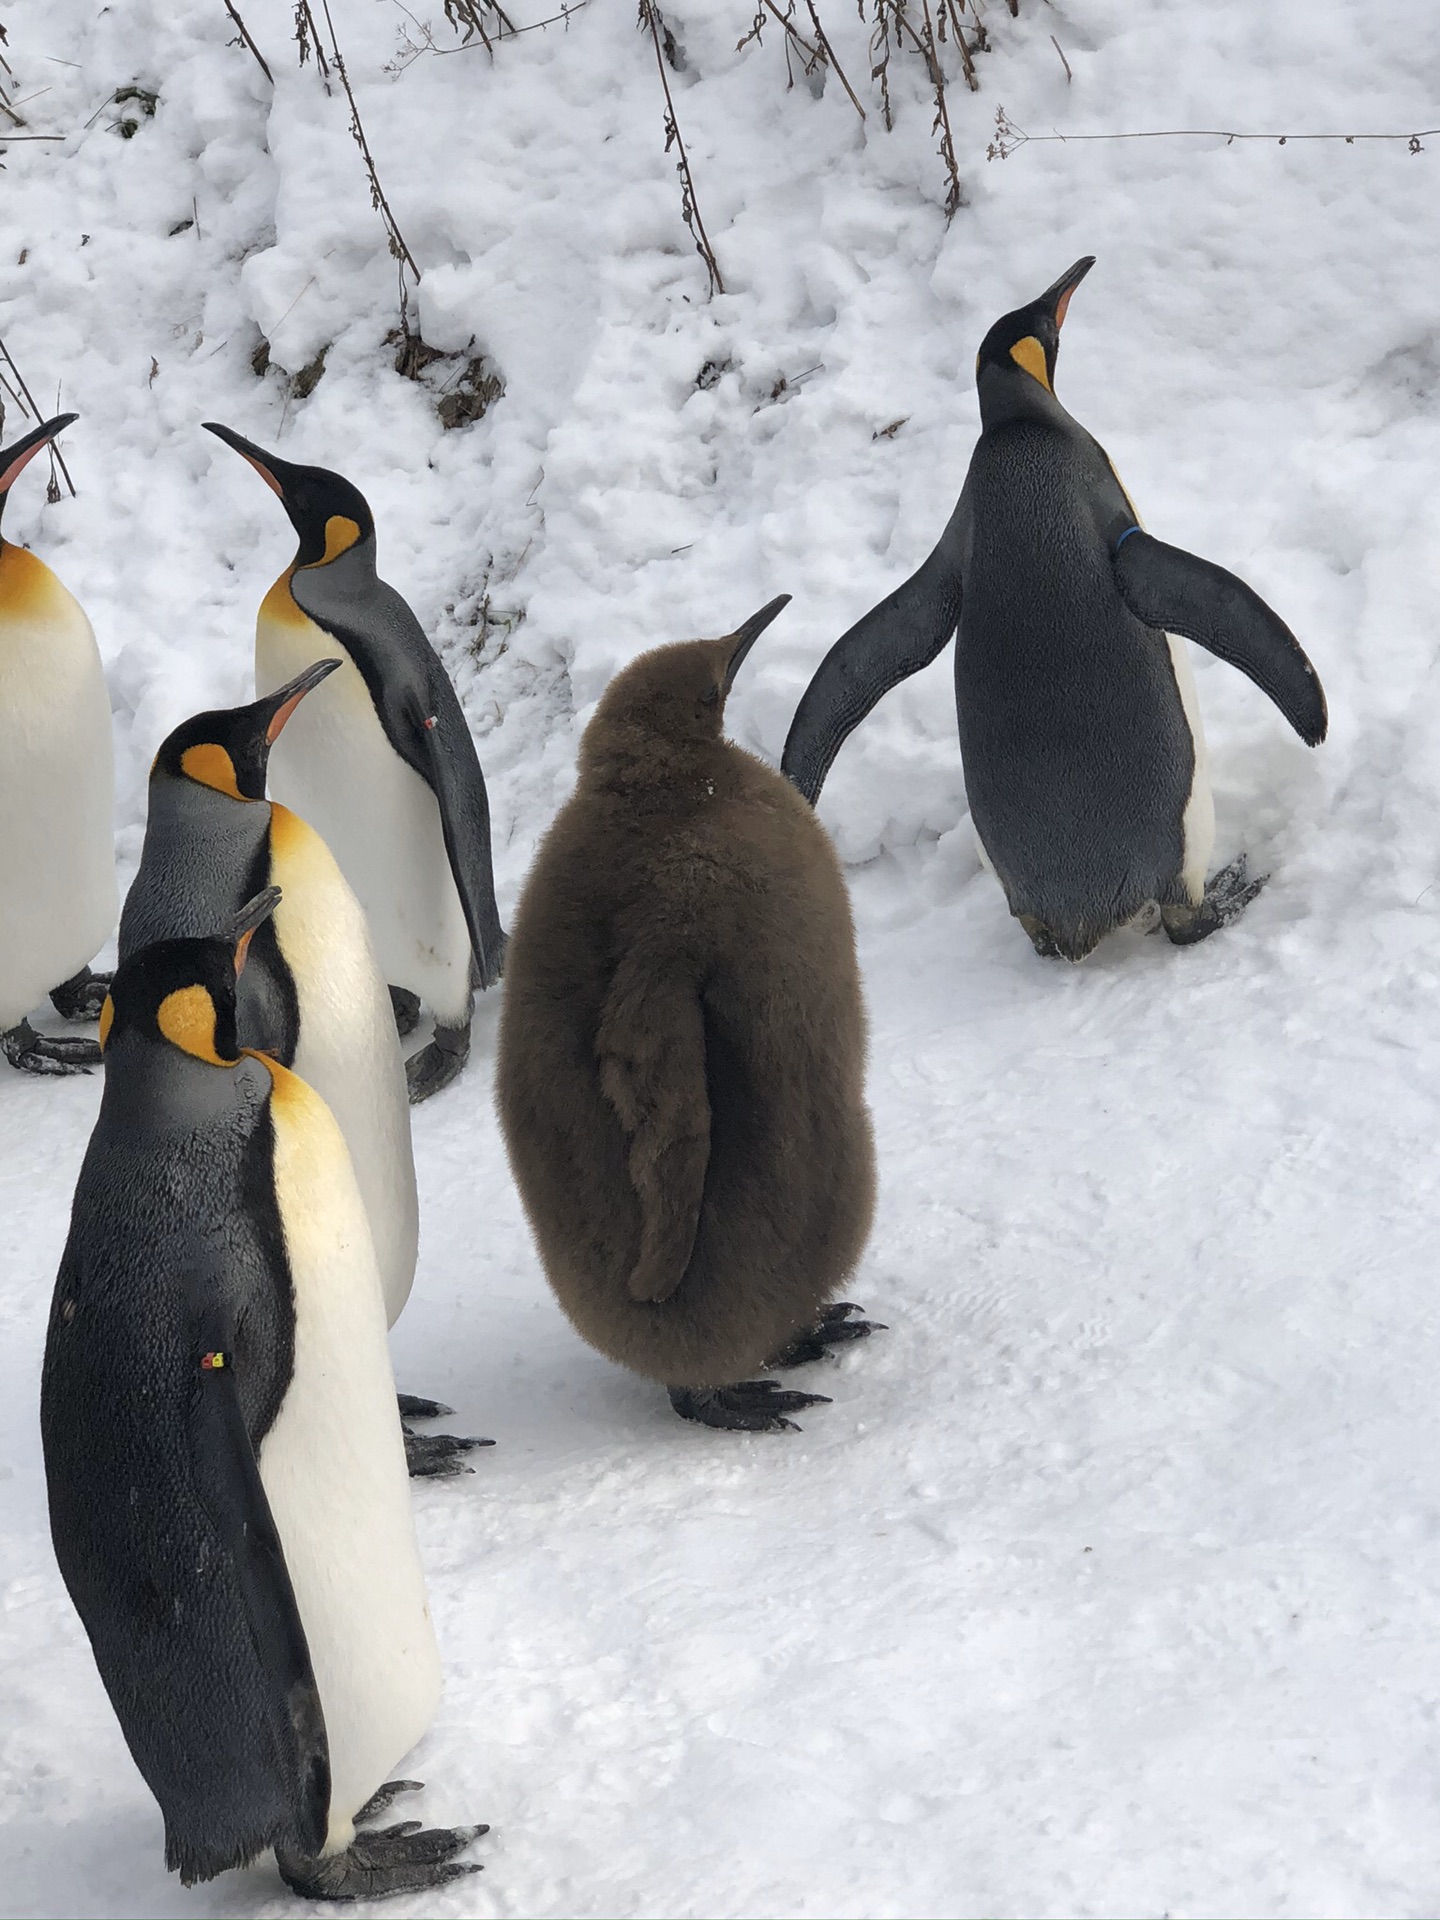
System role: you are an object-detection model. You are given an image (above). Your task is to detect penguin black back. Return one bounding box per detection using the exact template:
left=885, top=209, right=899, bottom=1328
left=497, top=597, right=877, bottom=1413
left=41, top=904, right=330, bottom=1883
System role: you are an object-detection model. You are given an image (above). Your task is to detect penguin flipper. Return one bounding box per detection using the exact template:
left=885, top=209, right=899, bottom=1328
left=781, top=541, right=963, bottom=804
left=1112, top=530, right=1328, bottom=746
left=597, top=962, right=710, bottom=1305
left=401, top=691, right=507, bottom=991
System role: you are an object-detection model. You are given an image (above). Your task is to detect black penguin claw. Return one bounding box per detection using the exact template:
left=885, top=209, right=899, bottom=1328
left=396, top=1392, right=454, bottom=1420
left=277, top=1813, right=488, bottom=1899
left=49, top=966, right=111, bottom=1023
left=405, top=1020, right=472, bottom=1103
left=1, top=1020, right=99, bottom=1075
left=766, top=1301, right=888, bottom=1370
left=1163, top=855, right=1269, bottom=947
left=403, top=1428, right=495, bottom=1478
left=388, top=984, right=422, bottom=1037
left=668, top=1379, right=833, bottom=1433
left=354, top=1779, right=424, bottom=1825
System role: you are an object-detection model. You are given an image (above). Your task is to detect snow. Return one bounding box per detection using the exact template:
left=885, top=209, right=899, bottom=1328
left=3, top=0, right=1440, bottom=1913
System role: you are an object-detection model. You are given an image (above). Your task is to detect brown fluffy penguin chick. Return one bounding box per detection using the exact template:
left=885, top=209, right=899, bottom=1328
left=496, top=595, right=880, bottom=1434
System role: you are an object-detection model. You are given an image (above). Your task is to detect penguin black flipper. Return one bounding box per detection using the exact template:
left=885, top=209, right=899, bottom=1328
left=1111, top=529, right=1328, bottom=746
left=302, top=585, right=506, bottom=991
left=781, top=527, right=963, bottom=805
left=43, top=1239, right=329, bottom=1885
left=596, top=959, right=711, bottom=1306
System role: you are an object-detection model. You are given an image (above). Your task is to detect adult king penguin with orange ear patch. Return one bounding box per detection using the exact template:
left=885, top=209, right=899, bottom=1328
left=42, top=892, right=486, bottom=1899
left=782, top=258, right=1328, bottom=961
left=497, top=597, right=881, bottom=1433
left=117, top=665, right=484, bottom=1475
left=203, top=422, right=505, bottom=1100
left=0, top=413, right=116, bottom=1072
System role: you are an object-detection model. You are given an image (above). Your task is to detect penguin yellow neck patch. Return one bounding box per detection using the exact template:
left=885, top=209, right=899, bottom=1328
left=315, top=515, right=361, bottom=566
left=1009, top=336, right=1051, bottom=389
left=179, top=743, right=244, bottom=799
left=157, top=986, right=234, bottom=1066
left=97, top=995, right=113, bottom=1053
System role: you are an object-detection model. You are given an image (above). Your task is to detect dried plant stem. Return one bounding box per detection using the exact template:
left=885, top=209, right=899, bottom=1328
left=988, top=106, right=1440, bottom=159
left=639, top=0, right=725, bottom=297
left=0, top=339, right=75, bottom=495
left=219, top=0, right=274, bottom=83
left=803, top=0, right=866, bottom=117
left=741, top=0, right=866, bottom=122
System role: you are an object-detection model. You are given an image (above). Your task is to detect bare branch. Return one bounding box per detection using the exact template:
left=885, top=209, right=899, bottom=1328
left=219, top=0, right=274, bottom=83
left=638, top=0, right=724, bottom=297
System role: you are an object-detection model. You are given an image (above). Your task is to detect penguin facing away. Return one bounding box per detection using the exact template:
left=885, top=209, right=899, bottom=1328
left=203, top=421, right=505, bottom=1101
left=116, top=665, right=485, bottom=1477
left=41, top=893, right=486, bottom=1899
left=0, top=412, right=116, bottom=1072
left=781, top=258, right=1328, bottom=962
left=497, top=596, right=881, bottom=1433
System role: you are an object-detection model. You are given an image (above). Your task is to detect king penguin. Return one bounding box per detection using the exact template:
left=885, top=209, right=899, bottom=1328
left=203, top=421, right=504, bottom=1100
left=41, top=893, right=487, bottom=1899
left=496, top=597, right=881, bottom=1432
left=116, top=665, right=483, bottom=1476
left=781, top=258, right=1329, bottom=961
left=0, top=412, right=116, bottom=1071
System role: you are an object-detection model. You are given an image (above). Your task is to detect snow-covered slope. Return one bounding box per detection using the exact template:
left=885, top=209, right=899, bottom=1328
left=3, top=1, right=1440, bottom=1913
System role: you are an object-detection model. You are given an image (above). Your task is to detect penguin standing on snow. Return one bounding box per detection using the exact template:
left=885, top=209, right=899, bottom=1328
left=117, top=663, right=482, bottom=1475
left=0, top=412, right=116, bottom=1072
left=42, top=894, right=487, bottom=1899
left=781, top=258, right=1328, bottom=962
left=203, top=422, right=505, bottom=1100
left=497, top=596, right=880, bottom=1433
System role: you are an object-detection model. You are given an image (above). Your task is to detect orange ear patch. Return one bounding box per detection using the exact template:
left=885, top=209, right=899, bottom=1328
left=97, top=995, right=114, bottom=1052
left=317, top=515, right=361, bottom=565
left=1009, top=336, right=1051, bottom=388
left=157, top=984, right=234, bottom=1065
left=179, top=743, right=244, bottom=800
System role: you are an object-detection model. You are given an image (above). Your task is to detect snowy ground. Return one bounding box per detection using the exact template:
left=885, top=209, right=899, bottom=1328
left=3, top=0, right=1440, bottom=1913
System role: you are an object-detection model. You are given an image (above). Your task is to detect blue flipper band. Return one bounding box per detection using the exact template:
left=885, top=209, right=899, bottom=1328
left=1114, top=524, right=1141, bottom=550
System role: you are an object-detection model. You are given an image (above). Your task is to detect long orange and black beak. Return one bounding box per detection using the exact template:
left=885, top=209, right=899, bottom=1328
left=1039, top=255, right=1095, bottom=331
left=202, top=420, right=296, bottom=501
left=0, top=412, right=77, bottom=515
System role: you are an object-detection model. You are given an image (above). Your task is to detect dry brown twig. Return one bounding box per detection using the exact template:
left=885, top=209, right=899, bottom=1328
left=638, top=0, right=725, bottom=297
left=737, top=1, right=866, bottom=122
left=988, top=105, right=1438, bottom=160
left=219, top=0, right=274, bottom=83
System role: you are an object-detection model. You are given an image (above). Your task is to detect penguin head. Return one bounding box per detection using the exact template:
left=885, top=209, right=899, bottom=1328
left=203, top=422, right=375, bottom=569
left=99, top=888, right=281, bottom=1064
left=975, top=257, right=1094, bottom=418
left=0, top=413, right=77, bottom=533
left=582, top=595, right=792, bottom=773
left=151, top=659, right=342, bottom=800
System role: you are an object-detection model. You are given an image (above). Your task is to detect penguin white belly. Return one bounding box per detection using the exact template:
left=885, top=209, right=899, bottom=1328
left=254, top=1060, right=441, bottom=1854
left=1166, top=631, right=1215, bottom=904
left=257, top=592, right=474, bottom=1025
left=0, top=545, right=116, bottom=1029
left=270, top=804, right=419, bottom=1326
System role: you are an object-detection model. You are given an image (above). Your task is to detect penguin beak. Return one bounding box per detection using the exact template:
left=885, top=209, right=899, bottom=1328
left=223, top=885, right=283, bottom=976
left=1042, top=256, right=1095, bottom=330
left=0, top=412, right=78, bottom=494
left=262, top=657, right=343, bottom=744
left=722, top=593, right=793, bottom=693
left=202, top=420, right=292, bottom=501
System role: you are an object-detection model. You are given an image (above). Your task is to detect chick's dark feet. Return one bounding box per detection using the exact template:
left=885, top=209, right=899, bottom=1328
left=766, top=1300, right=887, bottom=1369
left=276, top=1779, right=487, bottom=1900
left=668, top=1379, right=832, bottom=1433
left=2, top=1019, right=100, bottom=1075
left=50, top=966, right=111, bottom=1022
left=1162, top=855, right=1268, bottom=947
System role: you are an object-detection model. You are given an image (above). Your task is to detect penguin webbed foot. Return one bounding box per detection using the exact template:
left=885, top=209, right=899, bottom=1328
left=49, top=965, right=111, bottom=1023
left=276, top=1782, right=487, bottom=1901
left=388, top=985, right=422, bottom=1037
left=1162, top=856, right=1267, bottom=947
left=668, top=1379, right=832, bottom=1434
left=2, top=1019, right=100, bottom=1075
left=1017, top=914, right=1067, bottom=961
left=766, top=1301, right=887, bottom=1369
left=399, top=1394, right=494, bottom=1477
left=405, top=1016, right=471, bottom=1104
